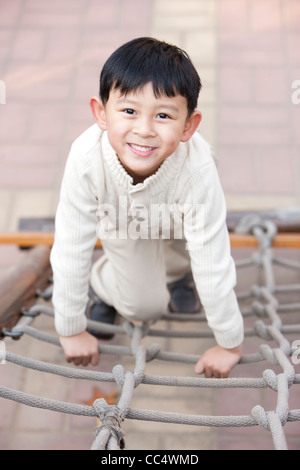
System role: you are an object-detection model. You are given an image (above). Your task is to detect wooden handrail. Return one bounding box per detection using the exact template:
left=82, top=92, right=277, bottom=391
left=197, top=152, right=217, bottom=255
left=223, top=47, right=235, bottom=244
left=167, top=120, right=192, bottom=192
left=0, top=231, right=300, bottom=248
left=230, top=233, right=300, bottom=249
left=0, top=245, right=51, bottom=337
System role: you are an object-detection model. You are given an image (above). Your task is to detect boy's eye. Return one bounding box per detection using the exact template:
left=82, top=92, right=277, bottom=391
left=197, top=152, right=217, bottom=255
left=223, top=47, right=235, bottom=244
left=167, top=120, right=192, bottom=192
left=157, top=113, right=170, bottom=119
left=123, top=108, right=136, bottom=115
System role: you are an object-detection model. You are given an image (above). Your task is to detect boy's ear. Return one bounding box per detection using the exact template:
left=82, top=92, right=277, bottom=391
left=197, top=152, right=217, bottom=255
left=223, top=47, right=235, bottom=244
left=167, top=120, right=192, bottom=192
left=89, top=96, right=107, bottom=130
left=180, top=110, right=202, bottom=142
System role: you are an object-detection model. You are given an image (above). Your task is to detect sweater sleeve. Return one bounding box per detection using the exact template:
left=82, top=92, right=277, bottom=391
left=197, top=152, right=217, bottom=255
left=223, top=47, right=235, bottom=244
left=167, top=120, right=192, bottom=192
left=183, top=162, right=244, bottom=349
left=50, top=144, right=99, bottom=337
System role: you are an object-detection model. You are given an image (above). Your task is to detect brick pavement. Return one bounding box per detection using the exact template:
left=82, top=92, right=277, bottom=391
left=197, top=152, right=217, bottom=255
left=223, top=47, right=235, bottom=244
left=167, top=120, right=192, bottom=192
left=1, top=0, right=299, bottom=232
left=217, top=0, right=300, bottom=210
left=0, top=0, right=300, bottom=450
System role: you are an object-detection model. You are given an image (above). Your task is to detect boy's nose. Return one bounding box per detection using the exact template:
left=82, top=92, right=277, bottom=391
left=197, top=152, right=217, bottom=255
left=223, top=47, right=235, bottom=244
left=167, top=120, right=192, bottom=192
left=133, top=116, right=156, bottom=138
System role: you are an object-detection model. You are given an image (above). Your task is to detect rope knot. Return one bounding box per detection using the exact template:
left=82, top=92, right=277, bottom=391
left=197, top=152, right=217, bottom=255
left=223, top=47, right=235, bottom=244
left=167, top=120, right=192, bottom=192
left=263, top=369, right=278, bottom=391
left=259, top=344, right=277, bottom=364
left=251, top=405, right=270, bottom=430
left=112, top=364, right=126, bottom=387
left=255, top=320, right=273, bottom=341
left=93, top=398, right=125, bottom=450
left=251, top=301, right=265, bottom=317
left=146, top=344, right=161, bottom=362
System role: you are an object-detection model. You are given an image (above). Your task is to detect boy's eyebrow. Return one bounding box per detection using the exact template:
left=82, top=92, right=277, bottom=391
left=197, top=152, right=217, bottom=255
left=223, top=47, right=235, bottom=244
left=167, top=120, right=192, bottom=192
left=116, top=97, right=180, bottom=113
left=116, top=97, right=139, bottom=106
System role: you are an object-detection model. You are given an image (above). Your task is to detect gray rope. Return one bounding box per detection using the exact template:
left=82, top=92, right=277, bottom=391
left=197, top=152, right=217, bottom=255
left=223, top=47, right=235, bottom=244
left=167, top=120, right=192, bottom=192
left=1, top=216, right=300, bottom=450
left=0, top=385, right=95, bottom=417
left=2, top=349, right=300, bottom=390
left=2, top=383, right=300, bottom=434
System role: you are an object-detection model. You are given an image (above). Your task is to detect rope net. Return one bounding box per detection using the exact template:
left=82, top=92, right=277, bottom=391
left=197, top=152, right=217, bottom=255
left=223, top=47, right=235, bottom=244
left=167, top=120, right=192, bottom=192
left=0, top=218, right=300, bottom=450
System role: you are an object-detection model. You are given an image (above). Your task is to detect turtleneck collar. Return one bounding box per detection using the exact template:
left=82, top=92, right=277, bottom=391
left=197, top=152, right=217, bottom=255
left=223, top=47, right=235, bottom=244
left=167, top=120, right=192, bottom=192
left=101, top=131, right=187, bottom=195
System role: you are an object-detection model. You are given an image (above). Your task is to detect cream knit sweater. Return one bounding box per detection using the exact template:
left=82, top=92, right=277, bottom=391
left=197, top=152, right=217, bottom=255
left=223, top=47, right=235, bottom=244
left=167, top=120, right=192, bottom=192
left=50, top=124, right=244, bottom=349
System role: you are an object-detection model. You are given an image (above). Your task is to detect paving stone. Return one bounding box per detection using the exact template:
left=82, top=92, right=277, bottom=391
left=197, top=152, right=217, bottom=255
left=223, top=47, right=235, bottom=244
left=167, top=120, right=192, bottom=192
left=283, top=0, right=300, bottom=30
left=0, top=103, right=31, bottom=142
left=218, top=0, right=250, bottom=33
left=250, top=0, right=282, bottom=32
left=219, top=67, right=253, bottom=104
left=11, top=30, right=48, bottom=62
left=0, top=0, right=23, bottom=27
left=185, top=32, right=217, bottom=65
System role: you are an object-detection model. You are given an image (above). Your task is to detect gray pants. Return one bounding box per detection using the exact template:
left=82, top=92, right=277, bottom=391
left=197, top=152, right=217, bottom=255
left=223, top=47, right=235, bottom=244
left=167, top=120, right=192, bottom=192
left=90, top=238, right=191, bottom=323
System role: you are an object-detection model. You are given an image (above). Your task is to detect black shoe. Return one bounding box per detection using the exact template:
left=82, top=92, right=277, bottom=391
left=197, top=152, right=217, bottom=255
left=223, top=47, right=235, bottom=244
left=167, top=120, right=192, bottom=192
left=167, top=273, right=201, bottom=313
left=85, top=285, right=117, bottom=340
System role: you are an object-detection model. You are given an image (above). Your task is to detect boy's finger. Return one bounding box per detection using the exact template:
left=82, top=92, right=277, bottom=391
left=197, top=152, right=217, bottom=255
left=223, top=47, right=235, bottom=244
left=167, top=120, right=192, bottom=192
left=194, top=359, right=204, bottom=375
left=91, top=352, right=100, bottom=366
left=204, top=367, right=213, bottom=378
left=81, top=356, right=92, bottom=367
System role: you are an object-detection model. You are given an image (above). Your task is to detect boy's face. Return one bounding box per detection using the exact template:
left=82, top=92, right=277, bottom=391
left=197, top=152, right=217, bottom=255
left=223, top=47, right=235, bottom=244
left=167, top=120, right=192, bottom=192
left=90, top=83, right=202, bottom=184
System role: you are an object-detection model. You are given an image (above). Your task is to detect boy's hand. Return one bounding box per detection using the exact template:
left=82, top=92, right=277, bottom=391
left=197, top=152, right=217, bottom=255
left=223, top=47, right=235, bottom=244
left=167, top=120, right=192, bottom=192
left=194, top=344, right=242, bottom=378
left=59, top=331, right=100, bottom=367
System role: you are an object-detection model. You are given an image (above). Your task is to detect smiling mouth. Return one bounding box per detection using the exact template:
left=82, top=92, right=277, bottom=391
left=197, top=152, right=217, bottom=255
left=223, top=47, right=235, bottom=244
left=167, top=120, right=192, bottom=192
left=128, top=143, right=157, bottom=157
left=129, top=143, right=156, bottom=152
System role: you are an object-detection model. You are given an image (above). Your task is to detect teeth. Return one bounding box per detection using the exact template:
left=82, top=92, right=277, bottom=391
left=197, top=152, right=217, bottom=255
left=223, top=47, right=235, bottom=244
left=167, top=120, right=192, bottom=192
left=130, top=144, right=155, bottom=152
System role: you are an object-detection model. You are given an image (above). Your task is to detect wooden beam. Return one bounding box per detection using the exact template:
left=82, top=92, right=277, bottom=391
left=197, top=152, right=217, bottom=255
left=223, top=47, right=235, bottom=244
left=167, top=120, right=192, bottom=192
left=0, top=231, right=300, bottom=248
left=229, top=233, right=300, bottom=248
left=0, top=232, right=57, bottom=247
left=0, top=245, right=51, bottom=337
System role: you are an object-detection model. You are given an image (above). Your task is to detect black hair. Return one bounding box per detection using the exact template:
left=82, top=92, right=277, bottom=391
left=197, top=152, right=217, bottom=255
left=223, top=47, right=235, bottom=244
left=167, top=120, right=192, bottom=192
left=99, top=37, right=202, bottom=117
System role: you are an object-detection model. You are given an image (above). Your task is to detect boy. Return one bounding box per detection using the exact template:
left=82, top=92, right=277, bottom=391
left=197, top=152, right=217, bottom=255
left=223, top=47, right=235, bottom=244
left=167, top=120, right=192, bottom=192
left=50, top=37, right=243, bottom=378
